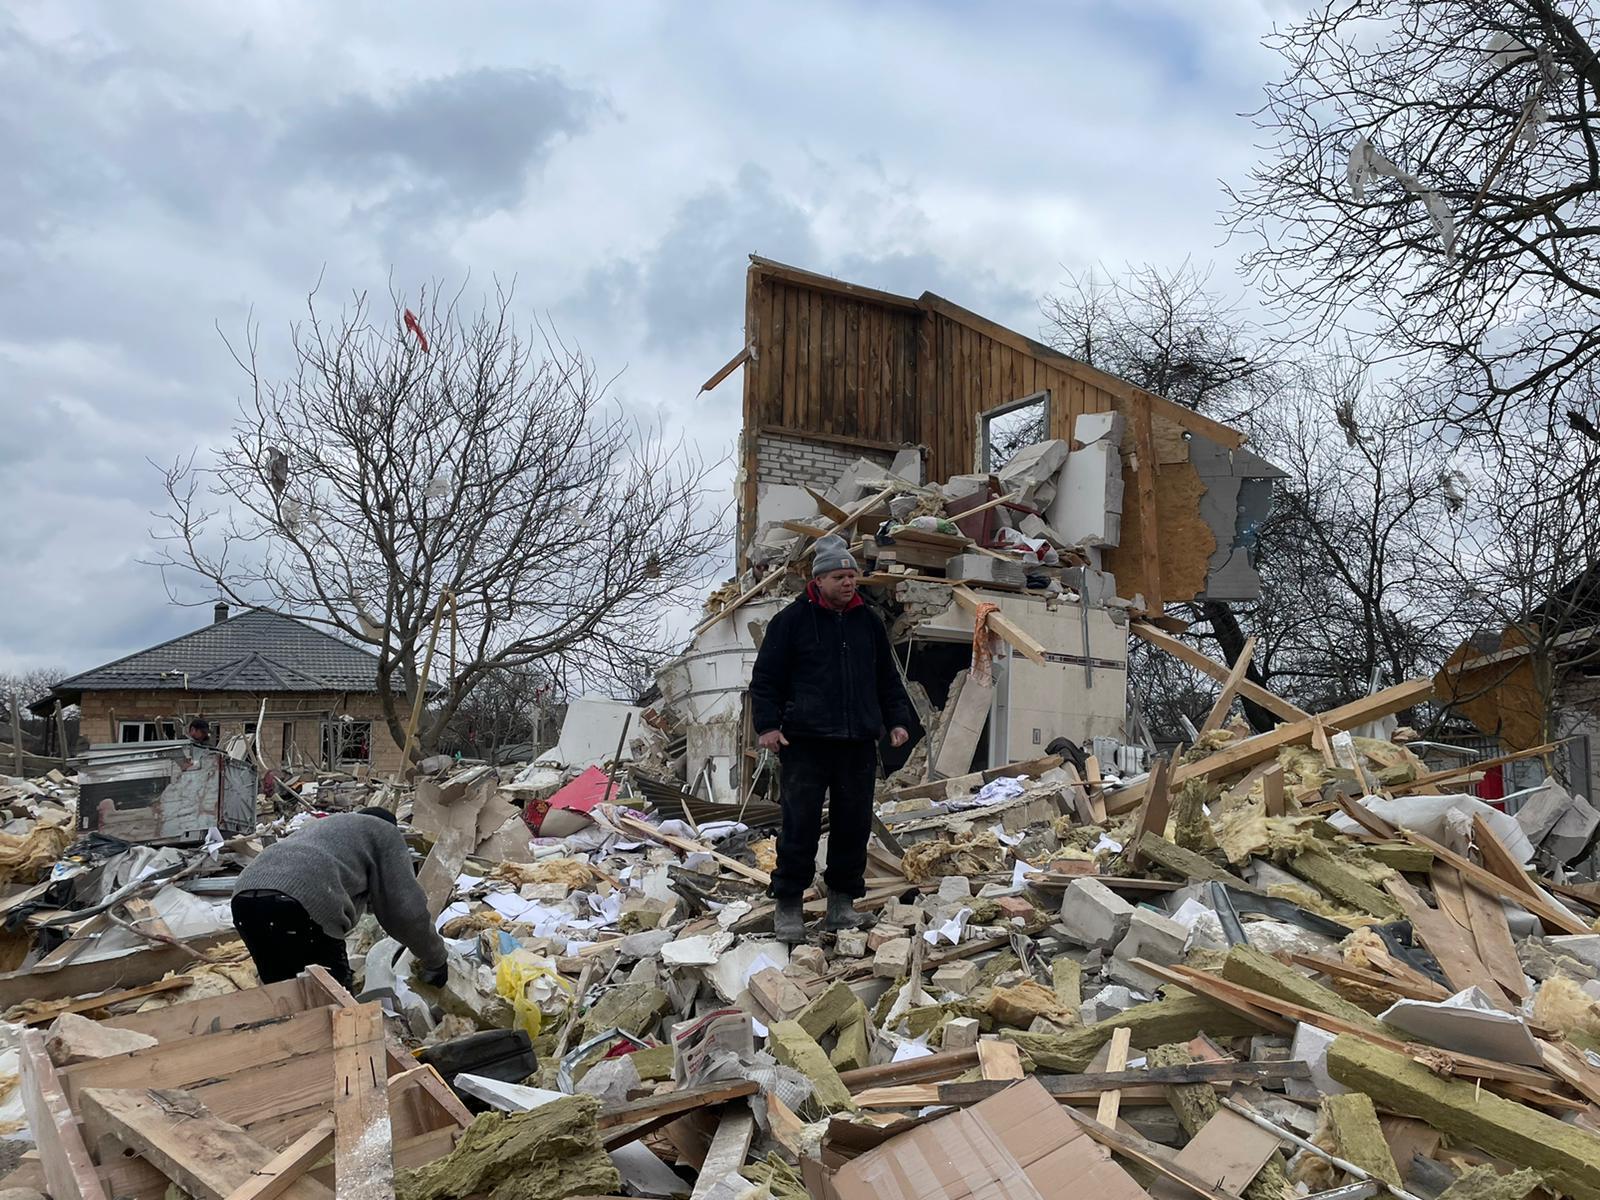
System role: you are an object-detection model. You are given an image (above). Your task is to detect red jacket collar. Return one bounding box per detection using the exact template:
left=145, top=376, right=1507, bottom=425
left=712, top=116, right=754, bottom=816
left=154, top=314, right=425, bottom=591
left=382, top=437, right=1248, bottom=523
left=806, top=580, right=864, bottom=611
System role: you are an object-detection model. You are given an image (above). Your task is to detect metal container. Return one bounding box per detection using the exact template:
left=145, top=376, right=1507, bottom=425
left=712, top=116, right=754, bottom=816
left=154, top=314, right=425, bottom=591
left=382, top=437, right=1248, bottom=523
left=76, top=740, right=258, bottom=845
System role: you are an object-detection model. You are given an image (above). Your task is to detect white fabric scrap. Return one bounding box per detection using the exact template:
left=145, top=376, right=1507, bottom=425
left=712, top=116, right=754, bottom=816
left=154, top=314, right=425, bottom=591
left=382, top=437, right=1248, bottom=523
left=922, top=907, right=973, bottom=946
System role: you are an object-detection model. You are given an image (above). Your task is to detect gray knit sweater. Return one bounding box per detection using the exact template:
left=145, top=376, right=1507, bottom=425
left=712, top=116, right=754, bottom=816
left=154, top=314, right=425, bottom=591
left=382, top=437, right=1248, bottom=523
left=234, top=813, right=448, bottom=969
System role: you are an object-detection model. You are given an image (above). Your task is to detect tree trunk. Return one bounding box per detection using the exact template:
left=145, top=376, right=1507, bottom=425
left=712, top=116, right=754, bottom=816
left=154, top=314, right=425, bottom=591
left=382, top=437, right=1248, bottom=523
left=1198, top=600, right=1277, bottom=734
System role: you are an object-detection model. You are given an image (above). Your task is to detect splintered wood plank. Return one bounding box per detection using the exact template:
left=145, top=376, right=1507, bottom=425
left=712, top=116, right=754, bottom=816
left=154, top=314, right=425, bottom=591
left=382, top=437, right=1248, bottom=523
left=227, top=1117, right=334, bottom=1200
left=1471, top=815, right=1543, bottom=901
left=1460, top=879, right=1531, bottom=1003
left=18, top=1030, right=109, bottom=1200
left=331, top=1005, right=392, bottom=1200
left=689, top=1108, right=756, bottom=1200
left=1128, top=755, right=1174, bottom=869
left=76, top=1087, right=331, bottom=1200
left=1199, top=637, right=1256, bottom=735
left=1096, top=1027, right=1133, bottom=1126
left=20, top=976, right=195, bottom=1026
left=1261, top=764, right=1286, bottom=818
left=977, top=1038, right=1024, bottom=1080
left=1129, top=622, right=1308, bottom=723
left=1404, top=829, right=1589, bottom=934
left=1383, top=876, right=1506, bottom=1002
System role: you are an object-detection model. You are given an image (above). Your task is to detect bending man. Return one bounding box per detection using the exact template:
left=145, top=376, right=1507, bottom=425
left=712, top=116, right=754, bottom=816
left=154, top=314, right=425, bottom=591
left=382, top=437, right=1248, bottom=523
left=231, top=806, right=449, bottom=988
left=749, top=534, right=913, bottom=943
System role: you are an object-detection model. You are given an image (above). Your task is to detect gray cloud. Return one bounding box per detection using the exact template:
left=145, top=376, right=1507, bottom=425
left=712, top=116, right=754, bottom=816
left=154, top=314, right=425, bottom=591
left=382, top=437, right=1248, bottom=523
left=284, top=68, right=601, bottom=217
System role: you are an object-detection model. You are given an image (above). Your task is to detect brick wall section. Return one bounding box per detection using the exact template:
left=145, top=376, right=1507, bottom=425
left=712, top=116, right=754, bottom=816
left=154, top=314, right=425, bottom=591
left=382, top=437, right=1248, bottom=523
left=754, top=432, right=893, bottom=491
left=76, top=689, right=409, bottom=776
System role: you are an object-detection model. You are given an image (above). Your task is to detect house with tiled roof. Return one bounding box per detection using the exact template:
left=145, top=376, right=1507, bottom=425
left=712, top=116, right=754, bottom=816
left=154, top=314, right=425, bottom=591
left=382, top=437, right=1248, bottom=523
left=46, top=604, right=413, bottom=774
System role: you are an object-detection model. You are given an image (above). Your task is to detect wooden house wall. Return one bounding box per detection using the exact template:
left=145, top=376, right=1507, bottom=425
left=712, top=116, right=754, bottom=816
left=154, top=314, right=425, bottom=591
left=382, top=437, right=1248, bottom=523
left=744, top=274, right=921, bottom=450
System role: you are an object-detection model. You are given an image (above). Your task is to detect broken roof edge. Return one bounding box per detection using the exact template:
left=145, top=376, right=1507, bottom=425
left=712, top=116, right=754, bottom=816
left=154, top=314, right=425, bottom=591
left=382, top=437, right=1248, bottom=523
left=747, top=255, right=1247, bottom=452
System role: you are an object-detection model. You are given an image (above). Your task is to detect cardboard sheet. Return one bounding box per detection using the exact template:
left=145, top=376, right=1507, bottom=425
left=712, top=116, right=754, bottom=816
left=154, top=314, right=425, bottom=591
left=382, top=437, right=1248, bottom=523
left=819, top=1077, right=1151, bottom=1200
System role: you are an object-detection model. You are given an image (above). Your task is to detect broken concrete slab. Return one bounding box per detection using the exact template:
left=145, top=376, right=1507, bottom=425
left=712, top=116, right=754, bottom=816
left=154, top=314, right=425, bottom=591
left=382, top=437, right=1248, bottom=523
left=1109, top=906, right=1189, bottom=992
left=1060, top=877, right=1135, bottom=949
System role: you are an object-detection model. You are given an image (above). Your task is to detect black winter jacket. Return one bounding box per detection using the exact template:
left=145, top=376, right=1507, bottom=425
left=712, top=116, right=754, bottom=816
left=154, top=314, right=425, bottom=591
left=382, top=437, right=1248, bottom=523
left=750, top=586, right=915, bottom=741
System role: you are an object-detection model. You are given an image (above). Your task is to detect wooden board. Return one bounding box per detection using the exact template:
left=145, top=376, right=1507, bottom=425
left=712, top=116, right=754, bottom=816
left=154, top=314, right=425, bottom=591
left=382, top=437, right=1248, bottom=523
left=1096, top=1027, right=1133, bottom=1125
left=951, top=586, right=1048, bottom=666
left=331, top=1005, right=392, bottom=1200
left=1460, top=877, right=1530, bottom=1003
left=228, top=1117, right=335, bottom=1200
left=19, top=977, right=196, bottom=1026
left=1127, top=755, right=1173, bottom=869
left=0, top=930, right=241, bottom=1009
left=77, top=1087, right=332, bottom=1200
left=1199, top=637, right=1255, bottom=735
left=1157, top=1109, right=1281, bottom=1198
left=688, top=1109, right=756, bottom=1200
left=104, top=977, right=315, bottom=1040
left=1404, top=830, right=1589, bottom=934
left=1383, top=876, right=1510, bottom=1006
left=977, top=1039, right=1024, bottom=1081
left=18, top=1029, right=109, bottom=1200
left=1129, top=622, right=1308, bottom=723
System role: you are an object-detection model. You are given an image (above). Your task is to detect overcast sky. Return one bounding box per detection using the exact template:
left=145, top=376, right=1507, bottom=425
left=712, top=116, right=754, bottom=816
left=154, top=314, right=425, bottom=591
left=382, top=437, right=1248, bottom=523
left=0, top=0, right=1293, bottom=677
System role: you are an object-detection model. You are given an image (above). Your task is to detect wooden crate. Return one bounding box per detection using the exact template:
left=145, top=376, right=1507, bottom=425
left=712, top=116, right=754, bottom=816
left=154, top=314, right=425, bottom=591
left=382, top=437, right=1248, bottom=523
left=16, top=966, right=469, bottom=1200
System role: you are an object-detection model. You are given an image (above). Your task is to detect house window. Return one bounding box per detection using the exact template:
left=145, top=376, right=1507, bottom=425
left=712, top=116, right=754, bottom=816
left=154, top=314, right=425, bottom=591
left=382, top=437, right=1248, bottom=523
left=979, top=391, right=1050, bottom=472
left=322, top=721, right=372, bottom=767
left=281, top=721, right=296, bottom=765
left=118, top=721, right=178, bottom=743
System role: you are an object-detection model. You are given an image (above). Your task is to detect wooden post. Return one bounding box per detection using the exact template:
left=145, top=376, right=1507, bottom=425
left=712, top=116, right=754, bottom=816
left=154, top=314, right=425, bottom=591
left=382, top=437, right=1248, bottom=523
left=55, top=700, right=71, bottom=767
left=331, top=1004, right=393, bottom=1200
left=9, top=690, right=22, bottom=775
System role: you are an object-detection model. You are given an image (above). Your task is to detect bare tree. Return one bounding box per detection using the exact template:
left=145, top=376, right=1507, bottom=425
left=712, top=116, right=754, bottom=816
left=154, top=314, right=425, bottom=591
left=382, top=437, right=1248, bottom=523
left=438, top=661, right=558, bottom=763
left=152, top=283, right=726, bottom=759
left=0, top=668, right=68, bottom=721
left=1227, top=0, right=1600, bottom=444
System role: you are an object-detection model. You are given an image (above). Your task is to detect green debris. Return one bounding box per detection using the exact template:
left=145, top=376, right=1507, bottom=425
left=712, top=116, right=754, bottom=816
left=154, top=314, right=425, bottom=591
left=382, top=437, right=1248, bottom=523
left=829, top=1013, right=870, bottom=1072
left=769, top=1019, right=856, bottom=1114
left=1051, top=957, right=1083, bottom=1011
left=1324, top=1093, right=1401, bottom=1187
left=396, top=1096, right=620, bottom=1200
left=797, top=980, right=861, bottom=1040
left=627, top=1043, right=675, bottom=1082
left=1001, top=993, right=1262, bottom=1071
left=1287, top=848, right=1401, bottom=921
left=744, top=1153, right=811, bottom=1200
left=580, top=982, right=670, bottom=1039
left=1436, top=1164, right=1542, bottom=1200
left=1173, top=778, right=1218, bottom=852
left=1221, top=945, right=1392, bottom=1037
left=1327, top=1035, right=1600, bottom=1200
left=1135, top=832, right=1259, bottom=891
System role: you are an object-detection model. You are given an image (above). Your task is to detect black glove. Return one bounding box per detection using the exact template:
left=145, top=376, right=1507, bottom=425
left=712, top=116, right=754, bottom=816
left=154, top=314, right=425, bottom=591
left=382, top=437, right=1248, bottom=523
left=418, top=960, right=449, bottom=987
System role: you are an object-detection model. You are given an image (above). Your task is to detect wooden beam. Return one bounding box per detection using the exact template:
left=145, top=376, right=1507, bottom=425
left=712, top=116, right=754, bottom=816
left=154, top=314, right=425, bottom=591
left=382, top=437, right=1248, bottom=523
left=1062, top=1108, right=1247, bottom=1200
left=1130, top=622, right=1308, bottom=722
left=225, top=1118, right=334, bottom=1200
left=1109, top=677, right=1435, bottom=816
left=749, top=255, right=921, bottom=312
left=77, top=1087, right=331, bottom=1200
left=18, top=1030, right=109, bottom=1200
left=1388, top=740, right=1568, bottom=795
left=688, top=1109, right=756, bottom=1200
left=610, top=812, right=771, bottom=886
left=1131, top=402, right=1163, bottom=610
left=1095, top=1027, right=1133, bottom=1126
left=838, top=1048, right=978, bottom=1091
left=699, top=345, right=752, bottom=395
left=950, top=586, right=1048, bottom=666
left=1470, top=814, right=1542, bottom=901
left=1200, top=637, right=1256, bottom=735
left=0, top=930, right=239, bottom=1009
left=19, top=977, right=194, bottom=1026
left=1127, top=755, right=1174, bottom=869
left=331, top=1005, right=392, bottom=1200
left=1402, top=830, right=1589, bottom=935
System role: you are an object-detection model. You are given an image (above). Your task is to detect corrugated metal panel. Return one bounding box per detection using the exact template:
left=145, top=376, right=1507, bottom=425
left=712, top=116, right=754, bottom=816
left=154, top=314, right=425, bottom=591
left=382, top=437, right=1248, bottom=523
left=77, top=741, right=257, bottom=844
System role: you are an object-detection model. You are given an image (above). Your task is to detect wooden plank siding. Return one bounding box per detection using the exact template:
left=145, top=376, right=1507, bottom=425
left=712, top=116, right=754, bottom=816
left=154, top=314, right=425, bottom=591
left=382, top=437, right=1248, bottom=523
left=737, top=258, right=1249, bottom=606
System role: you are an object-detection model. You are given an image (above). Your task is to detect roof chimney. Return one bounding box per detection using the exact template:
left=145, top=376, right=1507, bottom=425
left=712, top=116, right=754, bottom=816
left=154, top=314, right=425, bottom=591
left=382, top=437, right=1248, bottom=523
left=213, top=601, right=230, bottom=625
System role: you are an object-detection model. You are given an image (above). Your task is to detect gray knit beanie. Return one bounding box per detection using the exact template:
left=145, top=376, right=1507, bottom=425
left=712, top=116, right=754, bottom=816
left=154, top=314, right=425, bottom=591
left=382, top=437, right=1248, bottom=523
left=811, top=533, right=859, bottom=577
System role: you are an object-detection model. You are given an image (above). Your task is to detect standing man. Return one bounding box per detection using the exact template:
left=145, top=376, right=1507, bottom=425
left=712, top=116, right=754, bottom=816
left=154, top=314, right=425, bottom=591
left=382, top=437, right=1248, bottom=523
left=187, top=717, right=210, bottom=746
left=750, top=534, right=914, bottom=943
left=231, top=806, right=450, bottom=989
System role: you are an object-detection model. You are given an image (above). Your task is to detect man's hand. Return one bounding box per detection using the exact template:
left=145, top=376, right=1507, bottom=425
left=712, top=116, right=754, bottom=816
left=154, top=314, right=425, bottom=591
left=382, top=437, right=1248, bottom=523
left=418, top=960, right=449, bottom=988
left=757, top=729, right=789, bottom=752
left=889, top=726, right=909, bottom=748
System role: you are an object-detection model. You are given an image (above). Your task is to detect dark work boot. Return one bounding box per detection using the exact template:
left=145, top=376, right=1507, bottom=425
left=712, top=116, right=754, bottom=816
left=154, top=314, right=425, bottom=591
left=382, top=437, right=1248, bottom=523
left=824, top=891, right=869, bottom=931
left=774, top=897, right=808, bottom=944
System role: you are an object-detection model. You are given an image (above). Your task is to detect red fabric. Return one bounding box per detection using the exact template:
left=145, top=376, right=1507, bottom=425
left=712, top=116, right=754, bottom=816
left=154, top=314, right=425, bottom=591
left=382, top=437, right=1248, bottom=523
left=1477, top=763, right=1506, bottom=803
left=522, top=765, right=612, bottom=833
left=403, top=309, right=430, bottom=352
left=805, top=579, right=863, bottom=611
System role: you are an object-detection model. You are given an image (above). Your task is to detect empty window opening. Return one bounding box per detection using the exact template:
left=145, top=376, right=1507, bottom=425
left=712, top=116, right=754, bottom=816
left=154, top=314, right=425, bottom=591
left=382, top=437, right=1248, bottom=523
left=979, top=392, right=1049, bottom=472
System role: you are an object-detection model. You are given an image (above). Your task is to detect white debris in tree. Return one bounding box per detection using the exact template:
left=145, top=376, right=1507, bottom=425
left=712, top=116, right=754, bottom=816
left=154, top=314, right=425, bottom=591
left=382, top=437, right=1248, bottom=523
left=1347, top=136, right=1457, bottom=261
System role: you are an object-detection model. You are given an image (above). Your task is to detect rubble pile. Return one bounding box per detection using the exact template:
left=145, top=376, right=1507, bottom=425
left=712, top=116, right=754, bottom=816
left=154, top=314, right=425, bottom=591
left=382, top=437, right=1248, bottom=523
left=3, top=438, right=1599, bottom=1199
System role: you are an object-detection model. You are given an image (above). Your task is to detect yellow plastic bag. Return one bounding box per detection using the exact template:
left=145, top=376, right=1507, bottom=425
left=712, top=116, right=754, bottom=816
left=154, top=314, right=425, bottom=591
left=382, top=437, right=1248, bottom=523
left=494, top=950, right=572, bottom=1040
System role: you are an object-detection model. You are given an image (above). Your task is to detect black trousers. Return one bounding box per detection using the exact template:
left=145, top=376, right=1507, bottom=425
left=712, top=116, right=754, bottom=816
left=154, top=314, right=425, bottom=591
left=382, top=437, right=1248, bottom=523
left=231, top=888, right=353, bottom=988
left=772, top=736, right=878, bottom=901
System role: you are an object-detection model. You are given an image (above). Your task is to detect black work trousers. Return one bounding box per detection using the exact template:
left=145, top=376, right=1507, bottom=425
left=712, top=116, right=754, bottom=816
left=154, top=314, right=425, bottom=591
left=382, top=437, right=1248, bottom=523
left=772, top=736, right=878, bottom=901
left=231, top=888, right=353, bottom=988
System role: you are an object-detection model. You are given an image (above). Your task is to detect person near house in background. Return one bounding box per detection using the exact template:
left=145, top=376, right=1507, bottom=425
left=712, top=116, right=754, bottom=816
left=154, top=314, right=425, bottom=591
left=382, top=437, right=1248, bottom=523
left=230, top=806, right=450, bottom=988
left=750, top=533, right=914, bottom=943
left=187, top=717, right=210, bottom=746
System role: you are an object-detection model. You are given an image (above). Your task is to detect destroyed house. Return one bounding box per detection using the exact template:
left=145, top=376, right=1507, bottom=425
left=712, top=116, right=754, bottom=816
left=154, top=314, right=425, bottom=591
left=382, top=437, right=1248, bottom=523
left=45, top=604, right=412, bottom=774
left=728, top=256, right=1282, bottom=607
